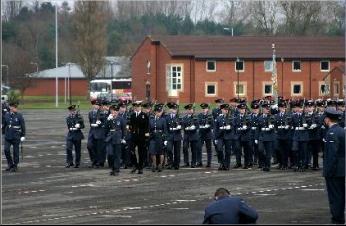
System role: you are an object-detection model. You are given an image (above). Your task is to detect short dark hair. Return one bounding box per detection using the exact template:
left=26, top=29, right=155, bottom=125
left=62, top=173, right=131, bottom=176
left=215, top=188, right=230, bottom=197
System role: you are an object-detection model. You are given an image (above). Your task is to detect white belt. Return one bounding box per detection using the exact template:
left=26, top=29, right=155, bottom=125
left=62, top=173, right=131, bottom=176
left=69, top=128, right=78, bottom=131
left=295, top=127, right=305, bottom=130
left=261, top=128, right=271, bottom=131
left=251, top=127, right=257, bottom=130
left=91, top=124, right=98, bottom=127
left=278, top=126, right=285, bottom=129
left=12, top=126, right=21, bottom=129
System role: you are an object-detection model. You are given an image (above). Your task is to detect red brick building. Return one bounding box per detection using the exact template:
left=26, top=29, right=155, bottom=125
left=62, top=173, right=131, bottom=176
left=131, top=35, right=345, bottom=103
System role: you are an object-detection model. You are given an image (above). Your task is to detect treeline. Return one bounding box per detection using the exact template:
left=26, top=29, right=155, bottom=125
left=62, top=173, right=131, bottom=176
left=2, top=0, right=344, bottom=95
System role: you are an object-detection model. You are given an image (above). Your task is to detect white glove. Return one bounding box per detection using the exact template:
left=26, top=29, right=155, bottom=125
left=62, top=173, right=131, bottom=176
left=225, top=125, right=231, bottom=130
left=145, top=133, right=149, bottom=137
left=75, top=123, right=80, bottom=128
left=269, top=124, right=274, bottom=129
left=205, top=124, right=210, bottom=128
left=91, top=123, right=98, bottom=127
left=242, top=125, right=247, bottom=130
left=96, top=120, right=102, bottom=125
left=214, top=140, right=218, bottom=145
left=310, top=124, right=317, bottom=129
left=190, top=125, right=196, bottom=130
left=271, top=104, right=278, bottom=110
left=121, top=139, right=126, bottom=144
left=107, top=114, right=113, bottom=121
left=219, top=126, right=225, bottom=130
left=254, top=140, right=258, bottom=144
left=176, top=125, right=182, bottom=130
left=303, top=123, right=308, bottom=128
left=285, top=125, right=290, bottom=129
left=164, top=141, right=168, bottom=146
left=20, top=137, right=25, bottom=142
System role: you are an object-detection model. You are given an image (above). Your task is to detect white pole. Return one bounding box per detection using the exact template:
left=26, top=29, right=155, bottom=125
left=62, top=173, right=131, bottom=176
left=55, top=3, right=59, bottom=107
left=231, top=28, right=234, bottom=37
left=64, top=77, right=66, bottom=104
left=68, top=63, right=71, bottom=102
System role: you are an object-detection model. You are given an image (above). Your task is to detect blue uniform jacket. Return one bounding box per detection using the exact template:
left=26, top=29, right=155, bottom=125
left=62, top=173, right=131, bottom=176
left=197, top=112, right=213, bottom=140
left=3, top=112, right=26, bottom=140
left=66, top=113, right=85, bottom=141
left=248, top=113, right=261, bottom=141
left=182, top=114, right=199, bottom=141
left=214, top=114, right=233, bottom=140
left=203, top=196, right=258, bottom=224
left=274, top=112, right=292, bottom=140
left=165, top=113, right=183, bottom=141
left=232, top=114, right=250, bottom=141
left=323, top=124, right=345, bottom=178
left=258, top=114, right=275, bottom=142
left=291, top=113, right=309, bottom=142
left=88, top=109, right=106, bottom=139
left=105, top=115, right=126, bottom=145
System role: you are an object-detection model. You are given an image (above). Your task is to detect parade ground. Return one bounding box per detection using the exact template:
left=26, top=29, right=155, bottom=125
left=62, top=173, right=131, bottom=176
left=2, top=109, right=330, bottom=224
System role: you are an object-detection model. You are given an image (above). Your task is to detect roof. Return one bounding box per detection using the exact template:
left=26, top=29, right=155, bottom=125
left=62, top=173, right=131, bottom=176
left=33, top=56, right=131, bottom=79
left=147, top=35, right=345, bottom=59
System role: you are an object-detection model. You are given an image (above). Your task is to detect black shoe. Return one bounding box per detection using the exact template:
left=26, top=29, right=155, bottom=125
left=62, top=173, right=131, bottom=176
left=99, top=163, right=104, bottom=167
left=242, top=166, right=249, bottom=169
left=131, top=168, right=137, bottom=174
left=10, top=166, right=17, bottom=172
left=151, top=166, right=156, bottom=172
left=138, top=169, right=143, bottom=174
left=65, top=163, right=73, bottom=168
left=182, top=164, right=190, bottom=168
left=206, top=164, right=211, bottom=168
left=5, top=166, right=12, bottom=171
left=174, top=166, right=179, bottom=170
left=74, top=164, right=80, bottom=168
left=157, top=166, right=162, bottom=172
left=197, top=163, right=203, bottom=167
left=110, top=171, right=115, bottom=176
left=233, top=164, right=242, bottom=169
left=223, top=167, right=230, bottom=171
left=191, top=165, right=195, bottom=168
left=218, top=164, right=224, bottom=170
left=263, top=167, right=270, bottom=172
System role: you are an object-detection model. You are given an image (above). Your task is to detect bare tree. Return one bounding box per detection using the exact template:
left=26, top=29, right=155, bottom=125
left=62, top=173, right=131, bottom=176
left=73, top=1, right=109, bottom=98
left=249, top=1, right=280, bottom=35
left=2, top=0, right=23, bottom=21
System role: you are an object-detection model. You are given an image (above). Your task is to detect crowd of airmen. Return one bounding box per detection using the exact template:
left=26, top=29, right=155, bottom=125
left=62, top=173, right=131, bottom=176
left=63, top=96, right=345, bottom=176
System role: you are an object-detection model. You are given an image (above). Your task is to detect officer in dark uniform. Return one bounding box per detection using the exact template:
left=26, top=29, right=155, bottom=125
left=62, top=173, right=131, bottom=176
left=148, top=104, right=168, bottom=172
left=65, top=104, right=85, bottom=168
left=322, top=108, right=345, bottom=224
left=248, top=100, right=261, bottom=167
left=142, top=102, right=153, bottom=168
left=182, top=104, right=200, bottom=168
left=87, top=99, right=106, bottom=168
left=316, top=99, right=327, bottom=159
left=274, top=100, right=292, bottom=170
left=212, top=99, right=224, bottom=164
left=305, top=99, right=321, bottom=170
left=118, top=101, right=131, bottom=169
left=105, top=104, right=126, bottom=176
left=291, top=100, right=309, bottom=172
left=129, top=101, right=149, bottom=174
left=165, top=102, right=182, bottom=170
left=258, top=102, right=275, bottom=171
left=197, top=103, right=213, bottom=167
left=2, top=99, right=10, bottom=135
left=2, top=101, right=26, bottom=172
left=336, top=99, right=345, bottom=129
left=233, top=102, right=251, bottom=169
left=214, top=104, right=233, bottom=170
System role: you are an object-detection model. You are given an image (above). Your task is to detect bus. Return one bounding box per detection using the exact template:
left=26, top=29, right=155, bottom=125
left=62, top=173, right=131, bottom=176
left=90, top=78, right=132, bottom=101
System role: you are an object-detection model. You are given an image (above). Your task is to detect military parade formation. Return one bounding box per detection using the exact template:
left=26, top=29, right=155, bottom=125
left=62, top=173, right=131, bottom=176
left=15, top=96, right=340, bottom=177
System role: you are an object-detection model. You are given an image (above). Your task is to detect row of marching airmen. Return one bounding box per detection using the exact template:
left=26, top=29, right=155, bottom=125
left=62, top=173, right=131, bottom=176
left=63, top=96, right=345, bottom=176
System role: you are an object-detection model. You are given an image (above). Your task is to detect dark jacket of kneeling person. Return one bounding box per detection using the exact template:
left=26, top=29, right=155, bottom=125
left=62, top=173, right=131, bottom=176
left=203, top=189, right=258, bottom=224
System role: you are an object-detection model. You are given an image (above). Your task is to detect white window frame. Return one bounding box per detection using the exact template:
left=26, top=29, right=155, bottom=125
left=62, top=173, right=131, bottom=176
left=333, top=81, right=340, bottom=97
left=206, top=60, right=216, bottom=72
left=292, top=60, right=301, bottom=72
left=235, top=60, right=245, bottom=72
left=320, top=60, right=330, bottom=72
left=233, top=81, right=247, bottom=97
left=205, top=82, right=217, bottom=97
left=291, top=81, right=303, bottom=97
left=319, top=81, right=329, bottom=96
left=264, top=60, right=273, bottom=72
left=262, top=81, right=273, bottom=96
left=166, top=64, right=183, bottom=97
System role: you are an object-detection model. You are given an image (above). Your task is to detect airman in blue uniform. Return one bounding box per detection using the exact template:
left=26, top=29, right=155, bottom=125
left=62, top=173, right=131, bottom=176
left=87, top=99, right=106, bottom=168
left=258, top=102, right=275, bottom=171
left=197, top=103, right=213, bottom=167
left=105, top=104, right=126, bottom=176
left=248, top=100, right=261, bottom=167
left=148, top=104, right=168, bottom=172
left=182, top=104, right=200, bottom=168
left=165, top=102, right=182, bottom=170
left=65, top=104, right=85, bottom=168
left=214, top=104, right=233, bottom=170
left=2, top=101, right=26, bottom=172
left=322, top=107, right=345, bottom=224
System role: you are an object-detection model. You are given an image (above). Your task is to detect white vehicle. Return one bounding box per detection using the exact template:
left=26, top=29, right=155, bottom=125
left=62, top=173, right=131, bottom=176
left=1, top=85, right=10, bottom=102
left=89, top=78, right=132, bottom=100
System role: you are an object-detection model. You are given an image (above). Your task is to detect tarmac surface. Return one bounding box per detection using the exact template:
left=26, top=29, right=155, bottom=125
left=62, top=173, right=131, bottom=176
left=2, top=109, right=331, bottom=224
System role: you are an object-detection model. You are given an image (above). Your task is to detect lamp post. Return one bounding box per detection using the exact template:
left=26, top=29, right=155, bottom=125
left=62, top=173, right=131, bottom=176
left=271, top=43, right=278, bottom=104
left=281, top=57, right=284, bottom=97
left=236, top=57, right=240, bottom=99
left=66, top=63, right=73, bottom=105
left=55, top=2, right=59, bottom=107
left=1, top=65, right=9, bottom=85
left=223, top=27, right=234, bottom=36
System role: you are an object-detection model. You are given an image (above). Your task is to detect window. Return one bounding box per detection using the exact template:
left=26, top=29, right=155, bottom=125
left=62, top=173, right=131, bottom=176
left=334, top=81, right=340, bottom=96
left=263, top=82, right=273, bottom=96
left=166, top=64, right=183, bottom=97
left=319, top=81, right=329, bottom=96
left=235, top=60, right=245, bottom=72
left=205, top=82, right=217, bottom=96
left=206, top=60, right=216, bottom=72
left=233, top=82, right=247, bottom=96
left=264, top=60, right=273, bottom=72
left=320, top=60, right=330, bottom=72
left=291, top=81, right=303, bottom=96
left=292, top=61, right=301, bottom=72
